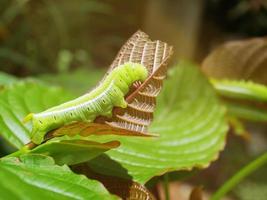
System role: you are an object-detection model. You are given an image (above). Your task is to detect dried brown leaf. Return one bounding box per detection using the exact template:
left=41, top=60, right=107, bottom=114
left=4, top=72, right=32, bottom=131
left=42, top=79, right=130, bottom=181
left=51, top=122, right=156, bottom=138
left=189, top=186, right=203, bottom=200
left=202, top=37, right=267, bottom=84
left=97, top=30, right=173, bottom=134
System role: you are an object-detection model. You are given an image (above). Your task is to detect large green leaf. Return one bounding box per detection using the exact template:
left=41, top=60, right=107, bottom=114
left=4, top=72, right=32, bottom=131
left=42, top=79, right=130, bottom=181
left=86, top=62, right=228, bottom=184
left=0, top=80, right=74, bottom=148
left=0, top=154, right=118, bottom=200
left=30, top=137, right=120, bottom=165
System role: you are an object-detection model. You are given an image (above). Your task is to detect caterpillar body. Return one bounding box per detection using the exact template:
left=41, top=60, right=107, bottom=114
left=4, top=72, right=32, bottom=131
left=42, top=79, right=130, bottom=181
left=24, top=62, right=148, bottom=144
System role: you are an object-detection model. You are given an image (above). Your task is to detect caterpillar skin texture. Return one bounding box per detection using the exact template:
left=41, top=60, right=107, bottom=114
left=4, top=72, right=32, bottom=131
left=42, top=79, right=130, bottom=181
left=24, top=62, right=148, bottom=144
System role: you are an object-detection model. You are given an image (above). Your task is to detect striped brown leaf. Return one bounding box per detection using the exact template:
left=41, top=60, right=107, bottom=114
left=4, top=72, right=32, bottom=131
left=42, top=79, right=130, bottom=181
left=96, top=30, right=173, bottom=135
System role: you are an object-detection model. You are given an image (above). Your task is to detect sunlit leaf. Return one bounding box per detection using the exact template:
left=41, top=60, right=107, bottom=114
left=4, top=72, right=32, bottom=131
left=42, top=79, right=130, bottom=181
left=0, top=154, right=118, bottom=200
left=85, top=62, right=228, bottom=184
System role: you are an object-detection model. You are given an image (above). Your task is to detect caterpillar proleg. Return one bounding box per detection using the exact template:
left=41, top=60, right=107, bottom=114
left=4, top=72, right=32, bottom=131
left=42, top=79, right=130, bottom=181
left=24, top=62, right=148, bottom=144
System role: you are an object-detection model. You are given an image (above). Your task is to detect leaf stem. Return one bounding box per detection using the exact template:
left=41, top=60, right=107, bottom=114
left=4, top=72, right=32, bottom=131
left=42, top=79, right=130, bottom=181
left=163, top=174, right=170, bottom=200
left=211, top=152, right=267, bottom=200
left=2, top=142, right=37, bottom=159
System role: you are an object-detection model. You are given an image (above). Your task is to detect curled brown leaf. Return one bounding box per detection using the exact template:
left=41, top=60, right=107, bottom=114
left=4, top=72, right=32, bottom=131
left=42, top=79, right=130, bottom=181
left=97, top=30, right=173, bottom=134
left=202, top=37, right=267, bottom=84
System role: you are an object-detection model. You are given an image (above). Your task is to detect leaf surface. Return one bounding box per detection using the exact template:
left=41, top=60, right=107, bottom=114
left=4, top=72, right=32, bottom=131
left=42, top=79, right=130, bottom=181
left=0, top=154, right=118, bottom=200
left=30, top=138, right=120, bottom=165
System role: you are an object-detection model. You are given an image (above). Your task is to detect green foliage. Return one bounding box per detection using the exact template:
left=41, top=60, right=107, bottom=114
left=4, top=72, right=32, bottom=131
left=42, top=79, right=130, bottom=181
left=30, top=137, right=120, bottom=165
left=211, top=152, right=267, bottom=200
left=0, top=80, right=74, bottom=148
left=0, top=72, right=17, bottom=85
left=0, top=154, right=118, bottom=200
left=86, top=62, right=228, bottom=183
left=0, top=62, right=228, bottom=186
left=211, top=79, right=267, bottom=102
left=4, top=62, right=267, bottom=198
left=212, top=79, right=267, bottom=121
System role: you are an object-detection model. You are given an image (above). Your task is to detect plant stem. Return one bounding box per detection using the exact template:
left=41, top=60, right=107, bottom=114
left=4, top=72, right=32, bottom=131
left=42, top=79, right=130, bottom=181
left=2, top=142, right=37, bottom=159
left=163, top=173, right=170, bottom=200
left=211, top=152, right=267, bottom=200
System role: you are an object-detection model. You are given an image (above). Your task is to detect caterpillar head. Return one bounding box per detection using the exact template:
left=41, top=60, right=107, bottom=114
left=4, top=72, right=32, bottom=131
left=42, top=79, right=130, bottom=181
left=23, top=113, right=45, bottom=144
left=24, top=113, right=59, bottom=144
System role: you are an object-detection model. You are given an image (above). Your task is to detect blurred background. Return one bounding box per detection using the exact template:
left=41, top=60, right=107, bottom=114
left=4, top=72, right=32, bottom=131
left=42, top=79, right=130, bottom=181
left=0, top=0, right=267, bottom=199
left=1, top=0, right=267, bottom=76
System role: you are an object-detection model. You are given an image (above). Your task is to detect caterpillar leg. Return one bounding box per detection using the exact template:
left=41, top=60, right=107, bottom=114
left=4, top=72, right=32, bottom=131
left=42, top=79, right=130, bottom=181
left=120, top=99, right=127, bottom=108
left=31, top=130, right=46, bottom=144
left=23, top=113, right=33, bottom=124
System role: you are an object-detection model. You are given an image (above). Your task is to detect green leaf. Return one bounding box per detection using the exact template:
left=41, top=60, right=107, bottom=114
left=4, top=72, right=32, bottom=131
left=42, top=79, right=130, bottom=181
left=0, top=154, right=118, bottom=200
left=0, top=80, right=74, bottom=149
left=0, top=72, right=17, bottom=86
left=30, top=137, right=120, bottom=165
left=224, top=102, right=267, bottom=122
left=211, top=79, right=267, bottom=102
left=211, top=79, right=267, bottom=122
left=86, top=62, right=228, bottom=184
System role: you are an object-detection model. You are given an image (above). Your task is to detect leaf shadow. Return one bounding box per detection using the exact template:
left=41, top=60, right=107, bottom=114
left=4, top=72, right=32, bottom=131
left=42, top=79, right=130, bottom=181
left=87, top=154, right=133, bottom=180
left=72, top=154, right=134, bottom=199
left=72, top=154, right=156, bottom=200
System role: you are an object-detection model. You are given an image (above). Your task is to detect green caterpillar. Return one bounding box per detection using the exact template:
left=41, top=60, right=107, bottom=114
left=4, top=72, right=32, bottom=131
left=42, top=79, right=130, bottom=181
left=24, top=62, right=148, bottom=144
